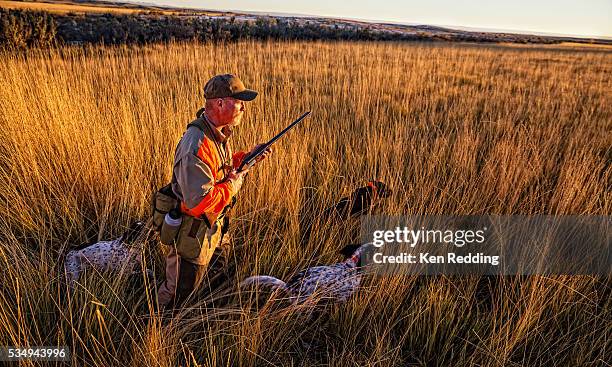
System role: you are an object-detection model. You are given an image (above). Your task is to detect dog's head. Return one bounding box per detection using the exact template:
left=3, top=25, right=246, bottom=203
left=121, top=221, right=152, bottom=249
left=339, top=244, right=362, bottom=258
left=339, top=243, right=373, bottom=267
left=368, top=180, right=392, bottom=199
left=340, top=180, right=392, bottom=218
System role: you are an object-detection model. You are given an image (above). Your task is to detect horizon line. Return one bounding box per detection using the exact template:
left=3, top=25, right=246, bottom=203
left=122, top=1, right=612, bottom=40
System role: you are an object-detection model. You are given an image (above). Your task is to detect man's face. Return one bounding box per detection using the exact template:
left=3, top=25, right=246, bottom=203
left=215, top=97, right=246, bottom=127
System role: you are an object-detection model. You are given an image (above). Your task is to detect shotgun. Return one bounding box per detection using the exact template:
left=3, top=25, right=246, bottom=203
left=237, top=111, right=311, bottom=172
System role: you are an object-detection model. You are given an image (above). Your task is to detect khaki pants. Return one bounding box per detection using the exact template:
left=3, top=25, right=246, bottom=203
left=158, top=236, right=232, bottom=309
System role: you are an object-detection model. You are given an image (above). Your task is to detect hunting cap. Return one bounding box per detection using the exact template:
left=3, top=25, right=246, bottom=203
left=204, top=74, right=258, bottom=101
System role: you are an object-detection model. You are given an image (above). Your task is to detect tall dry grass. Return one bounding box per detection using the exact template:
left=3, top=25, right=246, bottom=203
left=0, top=41, right=610, bottom=366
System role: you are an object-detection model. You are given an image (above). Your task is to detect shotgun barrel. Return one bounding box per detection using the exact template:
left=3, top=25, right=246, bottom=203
left=238, top=111, right=311, bottom=172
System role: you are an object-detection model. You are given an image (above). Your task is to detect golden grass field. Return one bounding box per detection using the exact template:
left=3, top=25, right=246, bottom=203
left=0, top=41, right=610, bottom=366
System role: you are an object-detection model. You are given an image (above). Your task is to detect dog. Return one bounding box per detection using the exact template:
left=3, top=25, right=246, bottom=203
left=301, top=180, right=392, bottom=245
left=322, top=181, right=392, bottom=220
left=240, top=243, right=372, bottom=305
left=63, top=181, right=391, bottom=292
left=64, top=221, right=154, bottom=287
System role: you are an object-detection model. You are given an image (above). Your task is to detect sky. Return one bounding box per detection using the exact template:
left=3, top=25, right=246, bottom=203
left=131, top=0, right=611, bottom=38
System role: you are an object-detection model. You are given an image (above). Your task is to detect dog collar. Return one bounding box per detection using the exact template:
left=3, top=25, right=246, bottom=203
left=367, top=181, right=378, bottom=201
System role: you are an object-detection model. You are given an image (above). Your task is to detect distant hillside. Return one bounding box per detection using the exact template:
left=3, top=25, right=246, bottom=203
left=1, top=0, right=610, bottom=49
left=0, top=0, right=226, bottom=15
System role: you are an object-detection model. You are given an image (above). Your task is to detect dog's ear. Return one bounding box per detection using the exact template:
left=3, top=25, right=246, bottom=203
left=370, top=180, right=392, bottom=198
left=345, top=186, right=373, bottom=217
left=339, top=244, right=361, bottom=258
left=325, top=197, right=350, bottom=218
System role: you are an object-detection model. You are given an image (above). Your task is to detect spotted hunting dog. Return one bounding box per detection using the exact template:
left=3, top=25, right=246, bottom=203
left=240, top=243, right=372, bottom=304
left=64, top=221, right=154, bottom=287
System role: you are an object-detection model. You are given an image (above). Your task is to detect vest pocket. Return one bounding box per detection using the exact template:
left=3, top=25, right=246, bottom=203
left=175, top=215, right=208, bottom=259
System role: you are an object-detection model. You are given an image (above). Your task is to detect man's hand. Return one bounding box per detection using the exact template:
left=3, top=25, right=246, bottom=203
left=250, top=143, right=273, bottom=164
left=227, top=168, right=249, bottom=193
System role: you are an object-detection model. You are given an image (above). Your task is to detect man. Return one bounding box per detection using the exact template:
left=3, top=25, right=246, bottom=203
left=158, top=74, right=270, bottom=309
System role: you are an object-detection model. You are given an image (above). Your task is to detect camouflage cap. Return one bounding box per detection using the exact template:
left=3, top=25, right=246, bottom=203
left=204, top=74, right=258, bottom=101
